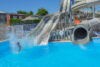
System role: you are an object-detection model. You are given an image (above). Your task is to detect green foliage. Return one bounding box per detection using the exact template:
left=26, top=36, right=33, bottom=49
left=36, top=8, right=48, bottom=16
left=17, top=11, right=34, bottom=15
left=9, top=19, right=41, bottom=25
left=17, top=11, right=27, bottom=14
left=9, top=19, right=22, bottom=25
left=28, top=11, right=34, bottom=15
left=25, top=19, right=41, bottom=24
left=30, top=19, right=41, bottom=22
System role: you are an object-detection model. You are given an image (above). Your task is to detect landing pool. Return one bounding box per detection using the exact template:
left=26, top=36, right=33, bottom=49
left=0, top=38, right=100, bottom=67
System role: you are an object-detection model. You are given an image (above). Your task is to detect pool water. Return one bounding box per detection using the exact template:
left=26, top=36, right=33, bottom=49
left=0, top=38, right=100, bottom=67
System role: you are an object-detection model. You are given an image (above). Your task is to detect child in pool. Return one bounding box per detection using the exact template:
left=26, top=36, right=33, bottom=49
left=16, top=42, right=21, bottom=54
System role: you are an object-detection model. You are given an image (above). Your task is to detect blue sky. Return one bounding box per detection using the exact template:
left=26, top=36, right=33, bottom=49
left=1, top=0, right=100, bottom=14
left=0, top=0, right=61, bottom=14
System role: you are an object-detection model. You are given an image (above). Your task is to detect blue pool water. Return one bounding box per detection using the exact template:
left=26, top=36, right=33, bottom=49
left=0, top=38, right=100, bottom=67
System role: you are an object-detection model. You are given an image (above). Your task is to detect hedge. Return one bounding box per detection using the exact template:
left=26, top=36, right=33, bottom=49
left=9, top=19, right=41, bottom=25
left=9, top=19, right=22, bottom=25
left=25, top=19, right=41, bottom=23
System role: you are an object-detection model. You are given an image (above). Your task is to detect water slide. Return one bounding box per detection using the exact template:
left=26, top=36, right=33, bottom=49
left=72, top=18, right=100, bottom=45
left=71, top=0, right=100, bottom=45
left=27, top=15, right=53, bottom=38
left=60, top=0, right=71, bottom=13
left=27, top=0, right=100, bottom=45
left=27, top=0, right=70, bottom=45
left=72, top=0, right=100, bottom=12
left=27, top=13, right=61, bottom=45
left=33, top=13, right=61, bottom=45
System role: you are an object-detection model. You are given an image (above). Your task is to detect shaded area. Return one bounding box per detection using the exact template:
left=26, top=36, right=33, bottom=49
left=74, top=27, right=87, bottom=40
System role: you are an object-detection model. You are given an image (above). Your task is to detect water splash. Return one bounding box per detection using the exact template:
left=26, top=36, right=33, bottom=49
left=8, top=32, right=20, bottom=54
left=8, top=32, right=36, bottom=54
left=79, top=44, right=87, bottom=50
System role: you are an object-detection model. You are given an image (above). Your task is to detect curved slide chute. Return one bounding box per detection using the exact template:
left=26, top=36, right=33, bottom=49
left=72, top=0, right=100, bottom=12
left=72, top=18, right=100, bottom=45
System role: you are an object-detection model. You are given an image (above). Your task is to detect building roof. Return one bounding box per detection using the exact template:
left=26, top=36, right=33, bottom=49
left=23, top=15, right=42, bottom=21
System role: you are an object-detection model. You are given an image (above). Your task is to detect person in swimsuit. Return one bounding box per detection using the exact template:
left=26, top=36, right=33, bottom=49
left=16, top=42, right=21, bottom=54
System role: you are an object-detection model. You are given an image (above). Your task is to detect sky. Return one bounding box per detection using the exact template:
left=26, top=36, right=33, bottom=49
left=0, top=0, right=100, bottom=14
left=0, top=0, right=61, bottom=14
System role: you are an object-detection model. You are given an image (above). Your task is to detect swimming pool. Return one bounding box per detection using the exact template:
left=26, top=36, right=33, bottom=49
left=0, top=38, right=100, bottom=67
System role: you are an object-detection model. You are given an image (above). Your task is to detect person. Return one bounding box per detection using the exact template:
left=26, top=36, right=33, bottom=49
left=16, top=42, right=21, bottom=54
left=75, top=16, right=80, bottom=24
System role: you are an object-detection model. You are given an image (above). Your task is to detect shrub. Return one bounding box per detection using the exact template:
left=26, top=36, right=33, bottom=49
left=9, top=19, right=22, bottom=25
left=25, top=19, right=41, bottom=24
left=9, top=19, right=41, bottom=25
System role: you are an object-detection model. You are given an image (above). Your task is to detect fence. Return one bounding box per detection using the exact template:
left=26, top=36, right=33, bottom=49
left=49, top=28, right=73, bottom=42
left=10, top=24, right=37, bottom=39
left=0, top=24, right=37, bottom=41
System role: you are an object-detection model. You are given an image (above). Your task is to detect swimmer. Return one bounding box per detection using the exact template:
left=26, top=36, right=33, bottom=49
left=16, top=42, right=21, bottom=54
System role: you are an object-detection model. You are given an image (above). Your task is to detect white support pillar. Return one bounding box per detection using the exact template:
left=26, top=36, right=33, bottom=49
left=92, top=6, right=95, bottom=18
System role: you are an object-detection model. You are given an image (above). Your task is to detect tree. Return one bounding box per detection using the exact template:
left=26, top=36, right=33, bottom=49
left=36, top=8, right=48, bottom=16
left=17, top=11, right=27, bottom=14
left=17, top=11, right=34, bottom=15
left=28, top=11, right=34, bottom=15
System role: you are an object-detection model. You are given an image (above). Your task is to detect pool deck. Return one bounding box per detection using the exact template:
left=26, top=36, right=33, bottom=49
left=0, top=40, right=8, bottom=42
left=52, top=40, right=72, bottom=43
left=0, top=39, right=72, bottom=43
left=0, top=37, right=100, bottom=43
